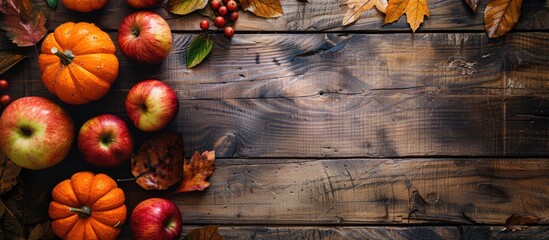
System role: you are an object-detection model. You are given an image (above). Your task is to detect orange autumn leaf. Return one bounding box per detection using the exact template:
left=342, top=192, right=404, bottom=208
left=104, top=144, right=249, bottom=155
left=484, top=0, right=522, bottom=38
left=239, top=0, right=283, bottom=19
left=384, top=0, right=429, bottom=32
left=342, top=0, right=387, bottom=26
left=176, top=150, right=216, bottom=193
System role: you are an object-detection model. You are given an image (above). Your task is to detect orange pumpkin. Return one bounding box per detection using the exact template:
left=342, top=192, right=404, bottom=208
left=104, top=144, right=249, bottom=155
left=61, top=0, right=108, bottom=12
left=38, top=22, right=118, bottom=105
left=49, top=171, right=127, bottom=240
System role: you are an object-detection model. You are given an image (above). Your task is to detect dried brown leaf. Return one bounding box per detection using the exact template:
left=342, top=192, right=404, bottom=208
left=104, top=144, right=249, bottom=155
left=1, top=180, right=24, bottom=240
left=342, top=0, right=387, bottom=26
left=131, top=132, right=184, bottom=190
left=176, top=150, right=215, bottom=193
left=0, top=51, right=27, bottom=75
left=0, top=0, right=47, bottom=47
left=0, top=153, right=20, bottom=195
left=384, top=0, right=429, bottom=32
left=183, top=225, right=222, bottom=240
left=27, top=221, right=51, bottom=240
left=464, top=0, right=480, bottom=12
left=484, top=0, right=522, bottom=38
left=505, top=214, right=540, bottom=231
left=240, top=0, right=283, bottom=18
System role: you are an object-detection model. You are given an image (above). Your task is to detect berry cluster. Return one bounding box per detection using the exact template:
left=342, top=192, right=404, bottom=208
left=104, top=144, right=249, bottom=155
left=0, top=79, right=12, bottom=108
left=200, top=0, right=239, bottom=38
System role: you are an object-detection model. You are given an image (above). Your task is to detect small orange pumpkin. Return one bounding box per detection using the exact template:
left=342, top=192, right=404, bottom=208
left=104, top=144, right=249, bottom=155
left=61, top=0, right=108, bottom=12
left=49, top=171, right=127, bottom=240
left=38, top=22, right=118, bottom=105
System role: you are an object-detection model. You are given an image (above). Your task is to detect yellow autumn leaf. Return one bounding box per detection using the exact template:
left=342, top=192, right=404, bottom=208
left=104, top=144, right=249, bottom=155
left=384, top=0, right=429, bottom=32
left=342, top=0, right=387, bottom=26
left=240, top=0, right=283, bottom=18
left=165, top=0, right=208, bottom=15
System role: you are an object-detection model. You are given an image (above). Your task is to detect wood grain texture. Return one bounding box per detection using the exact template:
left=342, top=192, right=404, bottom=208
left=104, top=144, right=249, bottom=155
left=33, top=0, right=549, bottom=32
left=3, top=0, right=548, bottom=237
left=180, top=226, right=549, bottom=239
left=1, top=32, right=548, bottom=158
left=119, top=225, right=549, bottom=239
left=105, top=158, right=549, bottom=225
left=19, top=158, right=549, bottom=227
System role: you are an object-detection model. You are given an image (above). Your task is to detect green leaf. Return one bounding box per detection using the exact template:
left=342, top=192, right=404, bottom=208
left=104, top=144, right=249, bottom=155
left=165, top=0, right=208, bottom=15
left=186, top=35, right=213, bottom=68
left=0, top=52, right=27, bottom=75
left=46, top=0, right=58, bottom=9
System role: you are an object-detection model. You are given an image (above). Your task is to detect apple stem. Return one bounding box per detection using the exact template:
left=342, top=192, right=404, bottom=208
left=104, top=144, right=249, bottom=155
left=51, top=47, right=75, bottom=65
left=69, top=206, right=91, bottom=218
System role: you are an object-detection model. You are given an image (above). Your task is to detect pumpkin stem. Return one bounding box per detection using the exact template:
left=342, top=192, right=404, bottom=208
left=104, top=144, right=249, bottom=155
left=69, top=206, right=91, bottom=218
left=51, top=47, right=75, bottom=65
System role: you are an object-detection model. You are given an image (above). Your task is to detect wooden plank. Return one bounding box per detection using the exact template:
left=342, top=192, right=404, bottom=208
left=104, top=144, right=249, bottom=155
left=119, top=225, right=549, bottom=239
left=1, top=33, right=548, bottom=158
left=96, top=158, right=549, bottom=226
left=179, top=226, right=549, bottom=240
left=34, top=0, right=549, bottom=32
left=20, top=158, right=549, bottom=226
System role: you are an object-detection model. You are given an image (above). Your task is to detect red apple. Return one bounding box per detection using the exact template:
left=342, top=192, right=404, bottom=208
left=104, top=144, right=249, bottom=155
left=0, top=97, right=74, bottom=169
left=78, top=114, right=133, bottom=167
left=126, top=0, right=163, bottom=9
left=130, top=198, right=182, bottom=240
left=118, top=11, right=172, bottom=64
left=125, top=80, right=179, bottom=132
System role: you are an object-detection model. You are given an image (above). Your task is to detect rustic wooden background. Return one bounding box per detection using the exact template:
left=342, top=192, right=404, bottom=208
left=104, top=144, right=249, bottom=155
left=1, top=0, right=549, bottom=239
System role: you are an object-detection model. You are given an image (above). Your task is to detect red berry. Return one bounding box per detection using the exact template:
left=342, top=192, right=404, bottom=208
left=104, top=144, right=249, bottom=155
left=214, top=16, right=226, bottom=28
left=0, top=80, right=7, bottom=90
left=210, top=0, right=221, bottom=10
left=218, top=6, right=228, bottom=16
left=222, top=0, right=229, bottom=5
left=226, top=0, right=237, bottom=11
left=200, top=20, right=210, bottom=30
left=224, top=26, right=234, bottom=38
left=229, top=11, right=239, bottom=22
left=0, top=94, right=11, bottom=106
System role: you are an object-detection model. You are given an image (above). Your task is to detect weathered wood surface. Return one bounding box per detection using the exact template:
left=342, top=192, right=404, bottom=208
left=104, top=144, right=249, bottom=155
left=3, top=32, right=548, bottom=158
left=122, top=158, right=549, bottom=225
left=177, top=226, right=549, bottom=240
left=3, top=1, right=549, bottom=238
left=34, top=0, right=549, bottom=32
left=21, top=158, right=549, bottom=228
left=120, top=225, right=549, bottom=239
